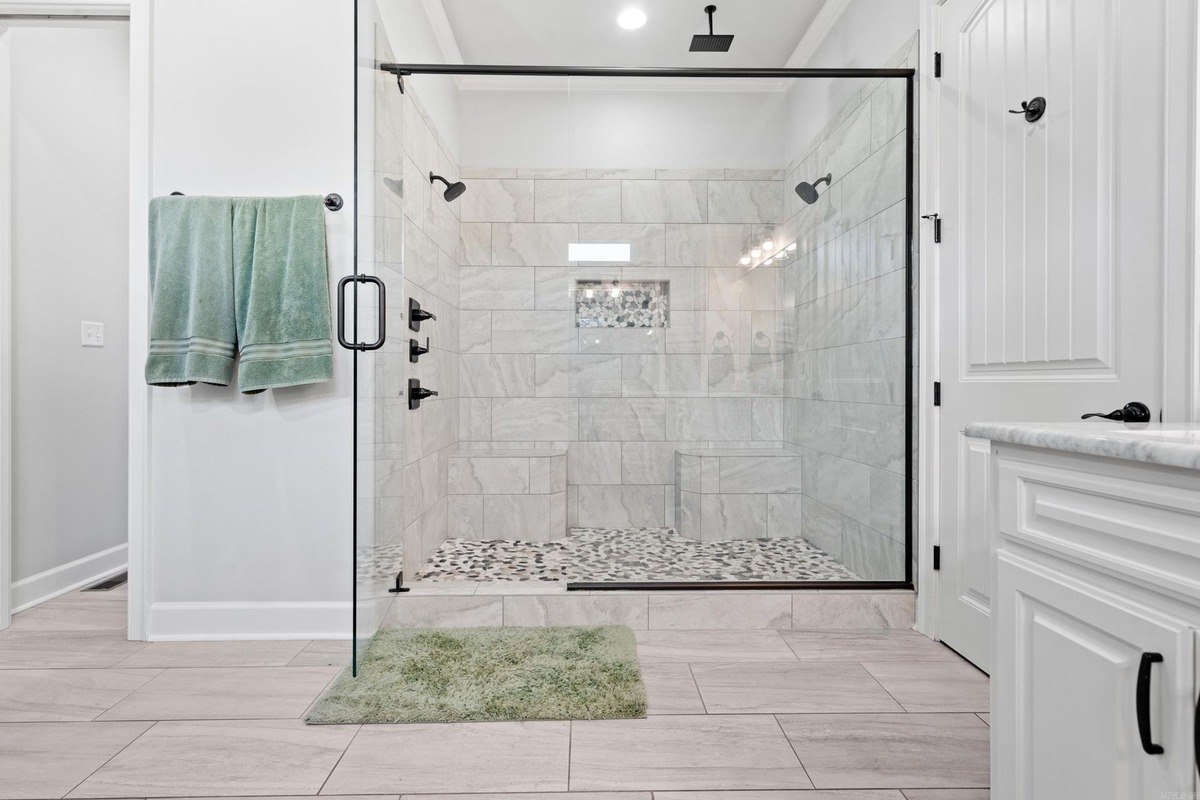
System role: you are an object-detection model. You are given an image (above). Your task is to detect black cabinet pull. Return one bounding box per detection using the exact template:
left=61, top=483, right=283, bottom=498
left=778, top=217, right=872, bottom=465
left=1137, top=652, right=1165, bottom=755
left=1081, top=401, right=1151, bottom=423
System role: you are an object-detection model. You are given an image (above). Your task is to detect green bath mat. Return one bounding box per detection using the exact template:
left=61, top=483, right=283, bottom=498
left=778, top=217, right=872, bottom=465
left=306, top=625, right=647, bottom=724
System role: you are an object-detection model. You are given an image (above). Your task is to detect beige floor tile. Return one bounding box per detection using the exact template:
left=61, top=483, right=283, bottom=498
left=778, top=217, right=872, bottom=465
left=0, top=721, right=152, bottom=799
left=777, top=713, right=989, bottom=789
left=382, top=596, right=504, bottom=628
left=321, top=721, right=570, bottom=794
left=114, top=640, right=309, bottom=668
left=791, top=592, right=915, bottom=630
left=404, top=794, right=648, bottom=800
left=647, top=594, right=791, bottom=630
left=901, top=791, right=990, bottom=800
left=691, top=662, right=904, bottom=714
left=656, top=792, right=905, bottom=800
left=569, top=715, right=813, bottom=790
left=640, top=663, right=705, bottom=714
left=634, top=630, right=797, bottom=663
left=780, top=631, right=962, bottom=662
left=975, top=712, right=989, bottom=726
left=288, top=639, right=352, bottom=666
left=862, top=661, right=989, bottom=712
left=68, top=719, right=358, bottom=798
left=7, top=592, right=128, bottom=633
left=0, top=630, right=148, bottom=668
left=0, top=668, right=159, bottom=721
left=97, top=667, right=340, bottom=720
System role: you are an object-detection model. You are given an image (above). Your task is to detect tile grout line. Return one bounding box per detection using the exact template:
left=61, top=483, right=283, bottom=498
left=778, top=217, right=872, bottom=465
left=771, top=713, right=815, bottom=790
left=316, top=723, right=364, bottom=796
left=857, top=660, right=910, bottom=713
left=61, top=718, right=160, bottom=798
left=685, top=662, right=709, bottom=715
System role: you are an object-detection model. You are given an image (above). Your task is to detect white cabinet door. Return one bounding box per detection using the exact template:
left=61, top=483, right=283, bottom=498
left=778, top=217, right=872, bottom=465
left=933, top=0, right=1194, bottom=670
left=993, top=550, right=1196, bottom=799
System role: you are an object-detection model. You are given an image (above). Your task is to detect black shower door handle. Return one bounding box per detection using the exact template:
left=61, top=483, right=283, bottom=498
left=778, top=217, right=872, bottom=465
left=1137, top=652, right=1165, bottom=755
left=336, top=274, right=386, bottom=351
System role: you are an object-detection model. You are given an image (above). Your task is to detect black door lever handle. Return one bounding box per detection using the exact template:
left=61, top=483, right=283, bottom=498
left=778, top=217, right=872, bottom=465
left=1081, top=401, right=1151, bottom=423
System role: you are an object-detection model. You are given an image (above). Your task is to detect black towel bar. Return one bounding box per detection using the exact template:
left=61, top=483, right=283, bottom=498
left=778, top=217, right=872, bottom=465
left=167, top=191, right=344, bottom=211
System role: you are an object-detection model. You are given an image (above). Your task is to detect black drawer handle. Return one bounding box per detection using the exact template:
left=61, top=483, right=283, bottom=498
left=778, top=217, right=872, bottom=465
left=1137, top=652, right=1165, bottom=755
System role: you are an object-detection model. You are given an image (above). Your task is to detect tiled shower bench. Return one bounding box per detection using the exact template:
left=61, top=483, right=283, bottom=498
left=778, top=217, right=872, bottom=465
left=676, top=445, right=804, bottom=540
left=448, top=449, right=567, bottom=541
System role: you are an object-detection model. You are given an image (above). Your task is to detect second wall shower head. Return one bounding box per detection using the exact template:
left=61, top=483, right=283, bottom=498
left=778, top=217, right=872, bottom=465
left=430, top=172, right=467, bottom=202
left=794, top=173, right=832, bottom=205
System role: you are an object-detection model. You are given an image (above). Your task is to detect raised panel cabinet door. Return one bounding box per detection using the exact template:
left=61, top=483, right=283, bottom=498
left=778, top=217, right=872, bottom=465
left=993, top=550, right=1196, bottom=799
left=933, top=0, right=1192, bottom=670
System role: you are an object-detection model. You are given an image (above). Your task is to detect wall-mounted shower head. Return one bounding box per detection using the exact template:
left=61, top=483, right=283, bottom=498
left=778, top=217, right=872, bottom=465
left=690, top=5, right=734, bottom=52
left=794, top=173, right=832, bottom=205
left=430, top=172, right=467, bottom=202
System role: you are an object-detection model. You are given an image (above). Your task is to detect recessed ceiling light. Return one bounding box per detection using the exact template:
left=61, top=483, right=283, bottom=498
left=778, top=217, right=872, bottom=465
left=617, top=7, right=647, bottom=30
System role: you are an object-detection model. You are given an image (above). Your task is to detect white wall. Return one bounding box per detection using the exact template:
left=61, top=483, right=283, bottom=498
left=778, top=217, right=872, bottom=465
left=8, top=23, right=130, bottom=606
left=784, top=0, right=919, bottom=164
left=145, top=0, right=354, bottom=639
left=460, top=86, right=787, bottom=170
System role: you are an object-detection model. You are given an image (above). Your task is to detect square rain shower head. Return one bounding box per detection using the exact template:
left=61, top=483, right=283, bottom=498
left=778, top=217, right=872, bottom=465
left=689, top=33, right=735, bottom=52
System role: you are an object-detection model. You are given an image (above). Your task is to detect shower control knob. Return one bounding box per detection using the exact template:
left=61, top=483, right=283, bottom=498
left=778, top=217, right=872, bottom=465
left=408, top=297, right=437, bottom=332
left=409, top=337, right=430, bottom=364
left=408, top=379, right=439, bottom=410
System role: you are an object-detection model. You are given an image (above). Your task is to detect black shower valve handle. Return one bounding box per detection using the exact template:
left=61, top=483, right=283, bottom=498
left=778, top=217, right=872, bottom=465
left=1081, top=401, right=1152, bottom=423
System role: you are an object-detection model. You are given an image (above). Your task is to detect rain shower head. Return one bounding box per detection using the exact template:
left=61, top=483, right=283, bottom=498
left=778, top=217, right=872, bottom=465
left=430, top=172, right=467, bottom=202
left=794, top=173, right=832, bottom=205
left=690, top=5, right=734, bottom=52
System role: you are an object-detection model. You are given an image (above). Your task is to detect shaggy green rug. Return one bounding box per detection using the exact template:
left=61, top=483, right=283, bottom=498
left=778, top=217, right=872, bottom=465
left=306, top=625, right=647, bottom=724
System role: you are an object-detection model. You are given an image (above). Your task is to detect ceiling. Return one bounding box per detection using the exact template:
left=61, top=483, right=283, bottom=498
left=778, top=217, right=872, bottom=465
left=438, top=0, right=827, bottom=68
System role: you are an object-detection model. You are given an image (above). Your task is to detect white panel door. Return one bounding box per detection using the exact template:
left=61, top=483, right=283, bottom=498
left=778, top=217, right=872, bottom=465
left=933, top=0, right=1190, bottom=670
left=994, top=551, right=1196, bottom=798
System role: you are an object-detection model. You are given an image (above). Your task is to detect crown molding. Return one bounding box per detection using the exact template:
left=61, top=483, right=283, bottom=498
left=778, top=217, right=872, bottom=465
left=419, top=0, right=463, bottom=64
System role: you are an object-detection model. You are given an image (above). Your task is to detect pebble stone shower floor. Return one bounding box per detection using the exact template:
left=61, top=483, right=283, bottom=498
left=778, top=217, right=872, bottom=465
left=0, top=584, right=991, bottom=797
left=415, top=527, right=862, bottom=583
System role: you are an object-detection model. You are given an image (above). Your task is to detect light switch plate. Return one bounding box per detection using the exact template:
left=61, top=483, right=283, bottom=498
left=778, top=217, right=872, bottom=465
left=81, top=321, right=104, bottom=347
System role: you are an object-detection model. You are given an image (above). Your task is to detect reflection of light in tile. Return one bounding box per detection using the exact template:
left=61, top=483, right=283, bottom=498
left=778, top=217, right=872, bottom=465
left=569, top=242, right=631, bottom=262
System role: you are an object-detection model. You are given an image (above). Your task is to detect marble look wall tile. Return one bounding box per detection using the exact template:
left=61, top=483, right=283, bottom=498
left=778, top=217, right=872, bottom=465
left=578, top=398, right=666, bottom=441
left=621, top=354, right=705, bottom=397
left=837, top=135, right=906, bottom=232
left=788, top=398, right=844, bottom=455
left=871, top=78, right=907, bottom=151
left=767, top=493, right=803, bottom=538
left=491, top=310, right=576, bottom=353
left=535, top=354, right=623, bottom=397
left=578, top=327, right=666, bottom=355
left=678, top=488, right=702, bottom=538
left=665, top=308, right=706, bottom=354
left=459, top=398, right=493, bottom=440
left=813, top=451, right=871, bottom=523
left=519, top=167, right=587, bottom=179
left=460, top=266, right=535, bottom=310
left=577, top=485, right=668, bottom=527
left=534, top=265, right=622, bottom=311
left=587, top=168, right=655, bottom=179
left=384, top=596, right=504, bottom=628
left=841, top=402, right=905, bottom=474
left=622, top=441, right=693, bottom=485
left=491, top=398, right=574, bottom=441
left=484, top=494, right=553, bottom=540
left=700, top=455, right=720, bottom=493
left=677, top=453, right=701, bottom=492
left=799, top=497, right=848, bottom=560
left=657, top=168, right=725, bottom=180
left=535, top=179, right=623, bottom=222
left=449, top=456, right=530, bottom=495
left=460, top=223, right=492, bottom=266
left=700, top=494, right=768, bottom=540
left=725, top=168, right=785, bottom=180
left=843, top=525, right=905, bottom=581
left=460, top=179, right=535, bottom=223
left=461, top=167, right=519, bottom=179
left=752, top=397, right=786, bottom=441
left=790, top=591, right=914, bottom=629
left=577, top=223, right=666, bottom=267
left=449, top=494, right=484, bottom=539
left=817, top=101, right=873, bottom=186
left=707, top=181, right=784, bottom=224
left=720, top=455, right=803, bottom=494
left=621, top=180, right=708, bottom=223
left=492, top=222, right=577, bottom=266
left=568, top=441, right=623, bottom=485
left=665, top=398, right=753, bottom=441
left=869, top=468, right=905, bottom=541
left=460, top=310, right=492, bottom=354
left=503, top=595, right=648, bottom=627
left=665, top=223, right=766, bottom=267
left=459, top=354, right=537, bottom=397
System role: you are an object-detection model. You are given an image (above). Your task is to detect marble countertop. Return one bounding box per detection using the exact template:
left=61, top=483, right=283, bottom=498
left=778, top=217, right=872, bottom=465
left=963, top=421, right=1200, bottom=470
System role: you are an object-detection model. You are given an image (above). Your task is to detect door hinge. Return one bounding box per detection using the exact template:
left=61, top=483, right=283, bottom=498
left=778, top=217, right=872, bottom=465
left=933, top=545, right=941, bottom=571
left=934, top=51, right=942, bottom=78
left=933, top=381, right=941, bottom=406
left=921, top=213, right=941, bottom=243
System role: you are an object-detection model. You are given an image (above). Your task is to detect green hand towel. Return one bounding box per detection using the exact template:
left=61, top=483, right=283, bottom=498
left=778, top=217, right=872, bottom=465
left=145, top=196, right=237, bottom=386
left=232, top=196, right=334, bottom=393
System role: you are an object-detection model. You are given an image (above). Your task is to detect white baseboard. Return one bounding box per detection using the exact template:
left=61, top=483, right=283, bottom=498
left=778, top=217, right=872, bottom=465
left=147, top=600, right=352, bottom=641
left=11, top=543, right=128, bottom=612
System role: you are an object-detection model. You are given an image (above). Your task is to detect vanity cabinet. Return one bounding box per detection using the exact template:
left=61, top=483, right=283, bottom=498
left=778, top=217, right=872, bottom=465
left=985, top=442, right=1200, bottom=798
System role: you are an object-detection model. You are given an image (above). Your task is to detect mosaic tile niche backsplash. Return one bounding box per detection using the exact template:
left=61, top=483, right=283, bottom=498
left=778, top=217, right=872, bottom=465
left=575, top=280, right=669, bottom=329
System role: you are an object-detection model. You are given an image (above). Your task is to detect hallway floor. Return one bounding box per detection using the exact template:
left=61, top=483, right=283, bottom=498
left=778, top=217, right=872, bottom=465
left=0, top=586, right=990, bottom=799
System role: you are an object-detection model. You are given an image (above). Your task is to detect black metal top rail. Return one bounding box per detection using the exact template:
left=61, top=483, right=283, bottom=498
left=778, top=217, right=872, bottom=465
left=380, top=64, right=915, bottom=79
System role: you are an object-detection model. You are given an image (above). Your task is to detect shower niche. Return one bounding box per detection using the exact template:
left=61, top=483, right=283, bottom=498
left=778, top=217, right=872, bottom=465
left=574, top=279, right=670, bottom=329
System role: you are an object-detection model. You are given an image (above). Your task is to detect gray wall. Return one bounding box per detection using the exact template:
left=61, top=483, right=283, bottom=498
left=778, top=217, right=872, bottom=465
left=10, top=24, right=130, bottom=586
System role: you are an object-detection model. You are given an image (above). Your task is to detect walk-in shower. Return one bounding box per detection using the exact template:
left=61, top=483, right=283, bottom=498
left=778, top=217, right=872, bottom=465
left=348, top=15, right=916, bottom=669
